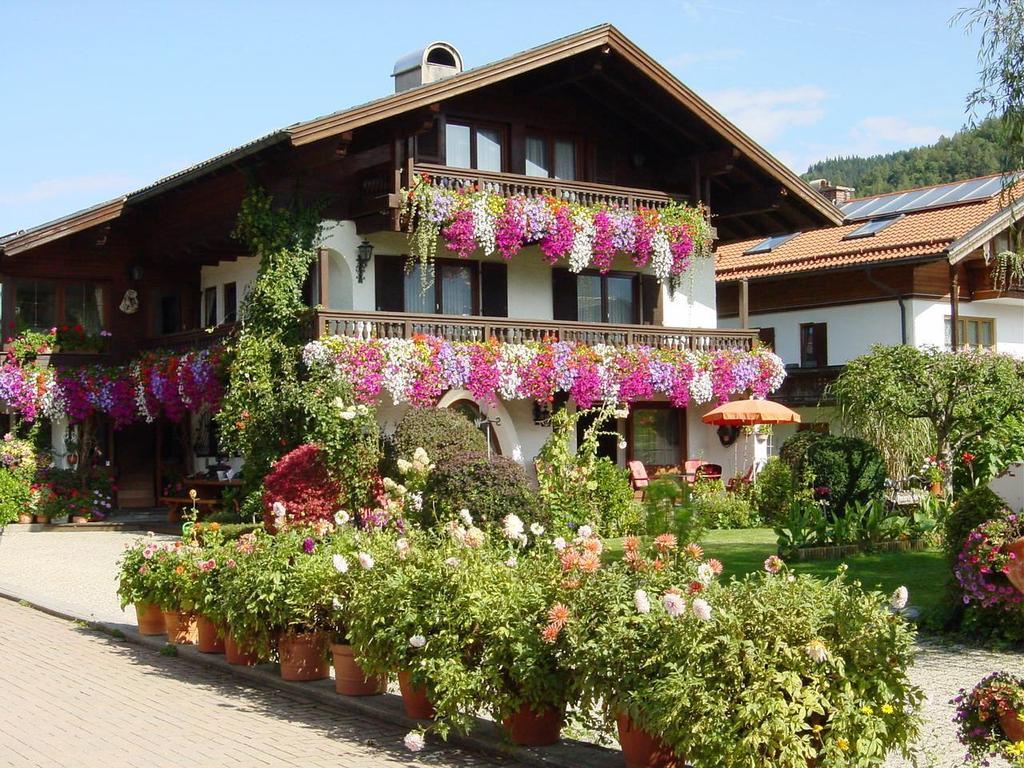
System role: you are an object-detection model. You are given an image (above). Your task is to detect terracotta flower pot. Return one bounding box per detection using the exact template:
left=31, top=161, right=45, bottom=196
left=224, top=632, right=259, bottom=666
left=135, top=603, right=166, bottom=636
left=616, top=713, right=681, bottom=768
left=331, top=643, right=386, bottom=696
left=33, top=515, right=50, bottom=525
left=196, top=615, right=226, bottom=654
left=17, top=513, right=33, bottom=524
left=1001, top=709, right=1024, bottom=742
left=398, top=671, right=435, bottom=719
left=1006, top=538, right=1024, bottom=595
left=930, top=481, right=943, bottom=497
left=503, top=703, right=563, bottom=746
left=163, top=610, right=196, bottom=645
left=71, top=515, right=89, bottom=524
left=278, top=631, right=329, bottom=681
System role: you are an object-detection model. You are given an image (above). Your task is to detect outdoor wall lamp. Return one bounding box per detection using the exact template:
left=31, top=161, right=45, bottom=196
left=356, top=239, right=374, bottom=283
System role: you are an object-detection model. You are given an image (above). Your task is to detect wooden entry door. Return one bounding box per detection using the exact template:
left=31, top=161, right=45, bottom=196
left=113, top=423, right=157, bottom=508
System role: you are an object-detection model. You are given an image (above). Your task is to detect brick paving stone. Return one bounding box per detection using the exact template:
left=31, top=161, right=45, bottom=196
left=0, top=599, right=517, bottom=768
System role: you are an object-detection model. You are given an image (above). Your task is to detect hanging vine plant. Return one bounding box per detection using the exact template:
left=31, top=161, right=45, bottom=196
left=990, top=247, right=1024, bottom=291
left=400, top=173, right=714, bottom=282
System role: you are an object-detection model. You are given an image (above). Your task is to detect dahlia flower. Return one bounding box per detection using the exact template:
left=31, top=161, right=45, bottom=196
left=634, top=589, right=651, bottom=614
left=663, top=592, right=686, bottom=618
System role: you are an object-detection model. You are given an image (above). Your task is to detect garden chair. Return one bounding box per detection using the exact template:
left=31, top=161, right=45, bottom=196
left=682, top=459, right=705, bottom=485
left=694, top=463, right=723, bottom=482
left=628, top=460, right=650, bottom=500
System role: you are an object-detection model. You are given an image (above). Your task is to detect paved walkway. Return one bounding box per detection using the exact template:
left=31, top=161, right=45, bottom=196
left=0, top=599, right=514, bottom=768
left=1, top=527, right=1022, bottom=767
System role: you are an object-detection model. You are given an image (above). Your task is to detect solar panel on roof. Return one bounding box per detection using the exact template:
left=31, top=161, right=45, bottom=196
left=843, top=215, right=902, bottom=240
left=744, top=232, right=799, bottom=255
left=841, top=176, right=1006, bottom=221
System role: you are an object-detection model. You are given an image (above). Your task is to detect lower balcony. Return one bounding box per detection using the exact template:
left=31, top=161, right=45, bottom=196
left=773, top=365, right=843, bottom=407
left=311, top=310, right=758, bottom=353
left=139, top=323, right=238, bottom=353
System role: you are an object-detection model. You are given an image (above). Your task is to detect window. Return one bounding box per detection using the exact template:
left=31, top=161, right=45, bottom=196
left=400, top=260, right=478, bottom=316
left=564, top=271, right=637, bottom=324
left=744, top=232, right=799, bottom=255
left=946, top=315, right=995, bottom=348
left=799, top=323, right=828, bottom=367
left=63, top=282, right=104, bottom=335
left=158, top=293, right=182, bottom=335
left=223, top=282, right=237, bottom=323
left=445, top=121, right=504, bottom=172
left=843, top=215, right=901, bottom=240
left=14, top=280, right=56, bottom=331
left=524, top=135, right=577, bottom=180
left=757, top=326, right=776, bottom=350
left=203, top=287, right=217, bottom=327
left=630, top=406, right=684, bottom=468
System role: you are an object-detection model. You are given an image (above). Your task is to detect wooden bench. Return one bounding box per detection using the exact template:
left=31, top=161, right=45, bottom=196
left=159, top=496, right=221, bottom=523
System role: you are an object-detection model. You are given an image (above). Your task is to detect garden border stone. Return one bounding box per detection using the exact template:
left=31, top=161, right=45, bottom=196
left=0, top=587, right=622, bottom=768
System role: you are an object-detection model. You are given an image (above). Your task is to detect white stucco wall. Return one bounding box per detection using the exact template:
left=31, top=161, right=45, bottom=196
left=200, top=258, right=260, bottom=324
left=662, top=255, right=717, bottom=329
left=720, top=301, right=904, bottom=367
left=909, top=297, right=1024, bottom=357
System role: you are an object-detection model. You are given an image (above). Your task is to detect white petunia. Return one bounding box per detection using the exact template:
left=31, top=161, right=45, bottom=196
left=332, top=554, right=349, bottom=574
left=404, top=731, right=425, bottom=752
left=890, top=586, right=909, bottom=611
left=691, top=598, right=713, bottom=622
left=408, top=634, right=427, bottom=649
left=530, top=523, right=545, bottom=536
left=634, top=589, right=651, bottom=614
left=357, top=552, right=374, bottom=570
left=333, top=510, right=350, bottom=526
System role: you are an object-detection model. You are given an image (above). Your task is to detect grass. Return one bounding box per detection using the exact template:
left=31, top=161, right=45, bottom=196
left=607, top=528, right=949, bottom=613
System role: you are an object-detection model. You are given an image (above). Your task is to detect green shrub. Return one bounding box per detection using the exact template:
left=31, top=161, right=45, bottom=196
left=589, top=458, right=644, bottom=536
left=779, top=430, right=823, bottom=475
left=0, top=469, right=32, bottom=524
left=642, top=479, right=705, bottom=543
left=944, top=486, right=1011, bottom=567
left=385, top=408, right=486, bottom=476
left=424, top=451, right=538, bottom=528
left=690, top=479, right=760, bottom=529
left=751, top=457, right=794, bottom=524
left=805, top=435, right=887, bottom=512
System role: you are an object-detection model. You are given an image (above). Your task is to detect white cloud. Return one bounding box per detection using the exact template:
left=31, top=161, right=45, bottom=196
left=0, top=174, right=137, bottom=206
left=705, top=85, right=828, bottom=143
left=851, top=116, right=947, bottom=148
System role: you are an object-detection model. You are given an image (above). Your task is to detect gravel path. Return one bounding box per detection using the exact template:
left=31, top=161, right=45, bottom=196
left=1, top=526, right=1020, bottom=767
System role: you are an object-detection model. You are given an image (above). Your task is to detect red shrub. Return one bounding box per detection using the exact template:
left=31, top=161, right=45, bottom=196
left=261, top=444, right=341, bottom=527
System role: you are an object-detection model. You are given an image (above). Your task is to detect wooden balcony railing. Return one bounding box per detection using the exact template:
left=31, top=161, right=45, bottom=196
left=312, top=310, right=758, bottom=353
left=773, top=365, right=843, bottom=407
left=386, top=161, right=686, bottom=226
left=139, top=323, right=238, bottom=353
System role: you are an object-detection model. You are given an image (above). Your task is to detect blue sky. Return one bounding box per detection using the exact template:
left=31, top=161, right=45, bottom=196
left=0, top=0, right=984, bottom=234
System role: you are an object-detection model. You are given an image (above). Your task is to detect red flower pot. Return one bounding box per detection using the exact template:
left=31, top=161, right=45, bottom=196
left=163, top=610, right=196, bottom=645
left=71, top=515, right=89, bottom=524
left=1006, top=539, right=1024, bottom=595
left=196, top=615, right=226, bottom=654
left=135, top=603, right=166, bottom=636
left=1001, top=709, right=1024, bottom=742
left=33, top=515, right=50, bottom=525
left=224, top=632, right=259, bottom=666
left=331, top=644, right=386, bottom=696
left=17, top=513, right=33, bottom=524
left=616, top=713, right=681, bottom=768
left=398, top=671, right=435, bottom=719
left=278, top=631, right=329, bottom=681
left=503, top=703, right=563, bottom=746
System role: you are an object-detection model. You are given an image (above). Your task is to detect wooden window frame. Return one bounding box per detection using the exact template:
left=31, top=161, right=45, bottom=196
left=945, top=314, right=996, bottom=349
left=407, top=258, right=481, bottom=316
left=442, top=117, right=508, bottom=172
left=626, top=402, right=687, bottom=470
left=574, top=269, right=640, bottom=325
left=11, top=278, right=108, bottom=332
left=799, top=322, right=828, bottom=368
left=523, top=131, right=581, bottom=180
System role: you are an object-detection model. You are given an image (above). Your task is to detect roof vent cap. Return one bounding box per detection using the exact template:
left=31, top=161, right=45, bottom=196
left=393, top=42, right=463, bottom=93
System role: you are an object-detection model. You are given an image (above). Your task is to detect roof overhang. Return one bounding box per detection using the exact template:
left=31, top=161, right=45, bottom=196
left=947, top=195, right=1024, bottom=264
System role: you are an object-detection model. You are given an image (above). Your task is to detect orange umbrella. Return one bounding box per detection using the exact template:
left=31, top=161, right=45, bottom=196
left=701, top=398, right=801, bottom=426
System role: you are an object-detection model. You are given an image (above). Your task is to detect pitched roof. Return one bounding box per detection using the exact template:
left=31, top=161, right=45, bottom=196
left=2, top=24, right=840, bottom=258
left=715, top=177, right=1016, bottom=281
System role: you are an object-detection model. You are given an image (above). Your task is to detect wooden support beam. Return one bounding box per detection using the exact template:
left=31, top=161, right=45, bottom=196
left=949, top=262, right=960, bottom=348
left=317, top=247, right=330, bottom=307
left=739, top=278, right=750, bottom=329
left=685, top=147, right=740, bottom=176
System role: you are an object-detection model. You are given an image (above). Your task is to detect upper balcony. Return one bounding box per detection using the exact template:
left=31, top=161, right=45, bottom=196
left=311, top=309, right=758, bottom=353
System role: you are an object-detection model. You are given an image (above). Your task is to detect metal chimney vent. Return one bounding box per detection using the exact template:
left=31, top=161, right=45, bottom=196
left=393, top=42, right=463, bottom=93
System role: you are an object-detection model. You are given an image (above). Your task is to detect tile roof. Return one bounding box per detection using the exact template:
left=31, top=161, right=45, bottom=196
left=715, top=190, right=1007, bottom=281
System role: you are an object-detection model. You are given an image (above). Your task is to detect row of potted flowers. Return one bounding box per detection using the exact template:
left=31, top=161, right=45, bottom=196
left=118, top=509, right=922, bottom=766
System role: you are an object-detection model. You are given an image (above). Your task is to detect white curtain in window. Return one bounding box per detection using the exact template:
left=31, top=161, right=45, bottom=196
left=525, top=136, right=547, bottom=177
left=577, top=275, right=602, bottom=323
left=440, top=264, right=473, bottom=316
left=554, top=139, right=575, bottom=180
left=476, top=127, right=502, bottom=172
left=445, top=123, right=472, bottom=169
left=404, top=264, right=435, bottom=314
left=606, top=276, right=634, bottom=324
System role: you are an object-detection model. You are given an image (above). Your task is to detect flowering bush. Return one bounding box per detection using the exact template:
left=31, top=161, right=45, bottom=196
left=55, top=323, right=106, bottom=353
left=953, top=672, right=1024, bottom=766
left=424, top=451, right=539, bottom=529
left=305, top=336, right=785, bottom=410
left=117, top=535, right=168, bottom=610
left=35, top=466, right=115, bottom=521
left=262, top=445, right=343, bottom=528
left=384, top=408, right=486, bottom=474
left=955, top=516, right=1024, bottom=609
left=0, top=433, right=37, bottom=524
left=401, top=174, right=713, bottom=282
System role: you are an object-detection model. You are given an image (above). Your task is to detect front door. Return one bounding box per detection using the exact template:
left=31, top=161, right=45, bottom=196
left=113, top=423, right=157, bottom=507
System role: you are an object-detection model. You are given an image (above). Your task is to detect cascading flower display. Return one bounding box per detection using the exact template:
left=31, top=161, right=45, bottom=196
left=305, top=335, right=784, bottom=410
left=401, top=174, right=713, bottom=281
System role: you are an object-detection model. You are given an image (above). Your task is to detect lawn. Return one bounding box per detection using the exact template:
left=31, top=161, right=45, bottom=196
left=607, top=528, right=949, bottom=613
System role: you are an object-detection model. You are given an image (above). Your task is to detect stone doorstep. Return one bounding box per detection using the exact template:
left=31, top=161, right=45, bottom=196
left=1, top=522, right=181, bottom=535
left=0, top=589, right=622, bottom=768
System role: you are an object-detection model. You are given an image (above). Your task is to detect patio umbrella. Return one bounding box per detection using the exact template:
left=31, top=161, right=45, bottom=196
left=701, top=398, right=801, bottom=426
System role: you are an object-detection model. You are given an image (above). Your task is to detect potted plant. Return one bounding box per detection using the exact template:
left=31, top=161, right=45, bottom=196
left=190, top=523, right=230, bottom=653
left=150, top=541, right=200, bottom=644
left=953, top=672, right=1024, bottom=766
left=0, top=433, right=39, bottom=525
left=273, top=529, right=334, bottom=682
left=954, top=515, right=1024, bottom=603
left=116, top=536, right=168, bottom=636
left=218, top=529, right=278, bottom=666
left=922, top=456, right=945, bottom=496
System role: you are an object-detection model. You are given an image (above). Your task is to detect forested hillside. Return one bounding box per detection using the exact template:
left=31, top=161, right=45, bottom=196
left=801, top=118, right=1007, bottom=195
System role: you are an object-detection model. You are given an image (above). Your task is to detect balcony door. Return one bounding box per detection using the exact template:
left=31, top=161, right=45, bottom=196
left=553, top=268, right=659, bottom=325
left=375, top=256, right=507, bottom=317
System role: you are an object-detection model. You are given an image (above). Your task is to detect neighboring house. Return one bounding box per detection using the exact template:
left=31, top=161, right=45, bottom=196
left=715, top=175, right=1024, bottom=505
left=0, top=25, right=840, bottom=507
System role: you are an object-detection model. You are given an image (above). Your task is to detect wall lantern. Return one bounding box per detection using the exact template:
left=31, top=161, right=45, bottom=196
left=356, top=239, right=374, bottom=283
